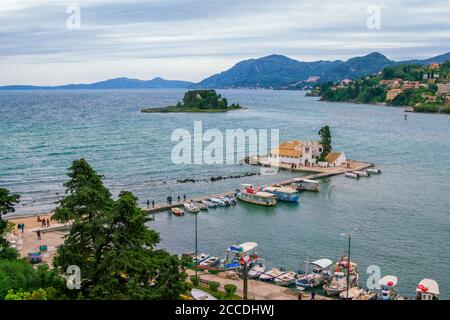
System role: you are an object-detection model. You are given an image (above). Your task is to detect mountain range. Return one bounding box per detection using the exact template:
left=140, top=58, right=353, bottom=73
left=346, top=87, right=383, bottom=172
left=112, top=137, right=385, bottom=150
left=1, top=52, right=449, bottom=90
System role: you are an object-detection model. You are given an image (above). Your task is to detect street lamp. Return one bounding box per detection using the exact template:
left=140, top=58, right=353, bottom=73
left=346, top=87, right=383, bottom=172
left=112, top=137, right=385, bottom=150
left=340, top=227, right=358, bottom=300
left=195, top=211, right=198, bottom=278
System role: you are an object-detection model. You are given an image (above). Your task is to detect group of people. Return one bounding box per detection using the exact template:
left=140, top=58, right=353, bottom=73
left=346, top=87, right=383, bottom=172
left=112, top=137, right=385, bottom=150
left=17, top=223, right=25, bottom=233
left=37, top=216, right=51, bottom=228
left=146, top=194, right=187, bottom=207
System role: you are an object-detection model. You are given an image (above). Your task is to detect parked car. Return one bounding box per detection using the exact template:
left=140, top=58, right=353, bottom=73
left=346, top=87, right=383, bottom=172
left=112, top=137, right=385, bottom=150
left=28, top=252, right=42, bottom=264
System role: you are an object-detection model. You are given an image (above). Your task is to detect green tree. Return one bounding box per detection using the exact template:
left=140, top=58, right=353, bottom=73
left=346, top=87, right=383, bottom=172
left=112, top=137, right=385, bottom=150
left=318, top=126, right=332, bottom=161
left=53, top=159, right=186, bottom=299
left=0, top=259, right=65, bottom=300
left=0, top=188, right=20, bottom=260
left=52, top=158, right=113, bottom=296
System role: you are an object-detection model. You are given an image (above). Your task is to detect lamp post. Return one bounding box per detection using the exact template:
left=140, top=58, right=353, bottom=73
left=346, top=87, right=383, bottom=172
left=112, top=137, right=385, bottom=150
left=340, top=227, right=358, bottom=299
left=194, top=211, right=198, bottom=278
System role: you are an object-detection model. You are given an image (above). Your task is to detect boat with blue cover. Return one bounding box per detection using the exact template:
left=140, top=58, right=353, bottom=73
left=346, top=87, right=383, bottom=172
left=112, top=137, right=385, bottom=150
left=262, top=186, right=300, bottom=202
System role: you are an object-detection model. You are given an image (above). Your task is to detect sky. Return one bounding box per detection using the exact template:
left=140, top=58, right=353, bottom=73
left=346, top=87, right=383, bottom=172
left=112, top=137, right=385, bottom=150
left=1, top=0, right=449, bottom=85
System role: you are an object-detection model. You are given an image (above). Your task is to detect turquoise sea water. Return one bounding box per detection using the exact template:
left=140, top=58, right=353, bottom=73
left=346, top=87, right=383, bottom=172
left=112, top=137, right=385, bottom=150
left=1, top=89, right=449, bottom=298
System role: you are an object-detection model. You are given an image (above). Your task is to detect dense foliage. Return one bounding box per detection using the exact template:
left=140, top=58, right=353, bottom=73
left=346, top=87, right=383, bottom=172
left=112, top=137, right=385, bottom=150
left=176, top=90, right=240, bottom=110
left=52, top=159, right=186, bottom=299
left=318, top=61, right=450, bottom=113
left=318, top=126, right=332, bottom=161
left=0, top=188, right=20, bottom=260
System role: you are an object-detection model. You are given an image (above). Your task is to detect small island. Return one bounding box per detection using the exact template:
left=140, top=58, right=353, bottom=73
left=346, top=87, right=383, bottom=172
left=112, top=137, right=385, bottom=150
left=141, top=89, right=242, bottom=113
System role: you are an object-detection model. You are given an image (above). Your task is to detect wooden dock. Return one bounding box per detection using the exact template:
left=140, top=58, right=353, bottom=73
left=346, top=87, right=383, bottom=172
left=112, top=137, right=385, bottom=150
left=142, top=159, right=374, bottom=214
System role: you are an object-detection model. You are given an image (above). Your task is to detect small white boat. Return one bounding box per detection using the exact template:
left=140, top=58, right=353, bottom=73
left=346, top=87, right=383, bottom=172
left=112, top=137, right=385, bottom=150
left=194, top=202, right=208, bottom=210
left=366, top=168, right=382, bottom=174
left=259, top=268, right=286, bottom=282
left=323, top=271, right=358, bottom=296
left=227, top=242, right=258, bottom=257
left=345, top=172, right=359, bottom=179
left=193, top=253, right=209, bottom=264
left=339, top=287, right=364, bottom=300
left=291, top=178, right=320, bottom=192
left=274, top=271, right=297, bottom=286
left=171, top=207, right=184, bottom=216
left=353, top=170, right=369, bottom=177
left=201, top=200, right=217, bottom=208
left=191, top=288, right=217, bottom=301
left=199, top=256, right=220, bottom=267
left=248, top=258, right=266, bottom=279
left=378, top=275, right=399, bottom=300
left=210, top=198, right=226, bottom=206
left=295, top=258, right=333, bottom=289
left=415, top=279, right=440, bottom=300
left=183, top=202, right=200, bottom=213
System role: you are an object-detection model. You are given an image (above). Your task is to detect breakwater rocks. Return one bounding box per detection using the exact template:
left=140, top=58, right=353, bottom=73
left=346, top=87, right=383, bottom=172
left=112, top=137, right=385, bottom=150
left=177, top=172, right=261, bottom=184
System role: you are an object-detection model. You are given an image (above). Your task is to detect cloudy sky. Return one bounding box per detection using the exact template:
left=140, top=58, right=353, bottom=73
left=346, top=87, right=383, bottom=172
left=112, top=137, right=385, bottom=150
left=1, top=0, right=449, bottom=85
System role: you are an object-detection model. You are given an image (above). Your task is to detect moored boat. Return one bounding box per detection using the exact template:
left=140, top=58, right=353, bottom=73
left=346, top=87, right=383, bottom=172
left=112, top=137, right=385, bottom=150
left=210, top=198, right=226, bottom=206
left=323, top=271, right=359, bottom=296
left=236, top=184, right=277, bottom=206
left=339, top=287, right=364, bottom=300
left=259, top=268, right=286, bottom=282
left=199, top=256, right=220, bottom=267
left=201, top=200, right=217, bottom=208
left=353, top=170, right=369, bottom=177
left=295, top=258, right=333, bottom=289
left=248, top=258, right=266, bottom=279
left=291, top=178, right=320, bottom=192
left=366, top=168, right=382, bottom=174
left=345, top=172, right=359, bottom=179
left=183, top=202, right=200, bottom=213
left=262, top=186, right=300, bottom=202
left=171, top=207, right=184, bottom=216
left=415, top=279, right=440, bottom=300
left=274, top=271, right=297, bottom=286
left=194, top=202, right=208, bottom=210
left=378, top=275, right=399, bottom=300
left=193, top=253, right=209, bottom=264
left=191, top=288, right=217, bottom=301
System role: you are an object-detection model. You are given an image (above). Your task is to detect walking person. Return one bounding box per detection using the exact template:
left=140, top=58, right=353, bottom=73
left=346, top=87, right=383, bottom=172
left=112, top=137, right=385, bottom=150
left=178, top=195, right=180, bottom=202
left=147, top=200, right=150, bottom=208
left=152, top=200, right=155, bottom=207
left=21, top=223, right=25, bottom=233
left=311, top=290, right=315, bottom=300
left=46, top=219, right=50, bottom=228
left=183, top=194, right=186, bottom=201
left=41, top=219, right=46, bottom=228
left=37, top=230, right=41, bottom=240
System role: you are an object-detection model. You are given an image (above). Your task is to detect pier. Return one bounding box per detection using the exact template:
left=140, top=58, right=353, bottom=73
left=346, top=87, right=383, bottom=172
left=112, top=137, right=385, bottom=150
left=141, top=158, right=374, bottom=214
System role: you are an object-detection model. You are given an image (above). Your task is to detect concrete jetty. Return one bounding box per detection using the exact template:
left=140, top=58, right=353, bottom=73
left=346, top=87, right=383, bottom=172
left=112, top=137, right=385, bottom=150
left=142, top=159, right=374, bottom=214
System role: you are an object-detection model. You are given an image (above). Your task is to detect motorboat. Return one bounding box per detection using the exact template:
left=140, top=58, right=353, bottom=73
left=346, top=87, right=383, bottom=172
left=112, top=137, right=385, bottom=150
left=378, top=275, right=399, bottom=300
left=339, top=287, right=364, bottom=300
left=222, top=195, right=237, bottom=205
left=236, top=184, right=277, bottom=206
left=248, top=258, right=266, bottom=279
left=201, top=200, right=217, bottom=208
left=323, top=256, right=359, bottom=296
left=323, top=271, right=359, bottom=296
left=183, top=202, right=200, bottom=213
left=366, top=168, right=382, bottom=174
left=274, top=271, right=297, bottom=286
left=199, top=256, right=220, bottom=267
left=171, top=207, right=184, bottom=216
left=345, top=172, right=359, bottom=179
left=259, top=268, right=286, bottom=282
left=295, top=258, right=333, bottom=289
left=415, top=279, right=440, bottom=300
left=353, top=170, right=369, bottom=177
left=191, top=288, right=217, bottom=301
left=291, top=178, right=320, bottom=192
left=193, top=253, right=209, bottom=264
left=262, top=186, right=300, bottom=202
left=210, top=198, right=226, bottom=206
left=227, top=242, right=258, bottom=257
left=194, top=202, right=208, bottom=210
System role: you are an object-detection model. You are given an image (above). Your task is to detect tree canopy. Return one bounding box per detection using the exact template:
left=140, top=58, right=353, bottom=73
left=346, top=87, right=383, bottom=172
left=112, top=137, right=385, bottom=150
left=318, top=126, right=332, bottom=161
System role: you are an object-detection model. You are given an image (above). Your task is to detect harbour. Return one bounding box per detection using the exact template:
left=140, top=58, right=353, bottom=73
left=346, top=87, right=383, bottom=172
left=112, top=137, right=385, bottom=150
left=2, top=89, right=450, bottom=299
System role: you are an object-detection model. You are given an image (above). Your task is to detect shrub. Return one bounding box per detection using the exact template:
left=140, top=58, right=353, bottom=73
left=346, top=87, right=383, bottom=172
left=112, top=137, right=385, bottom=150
left=190, top=276, right=200, bottom=287
left=208, top=269, right=219, bottom=275
left=224, top=284, right=237, bottom=297
left=184, top=282, right=193, bottom=292
left=208, top=281, right=220, bottom=292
